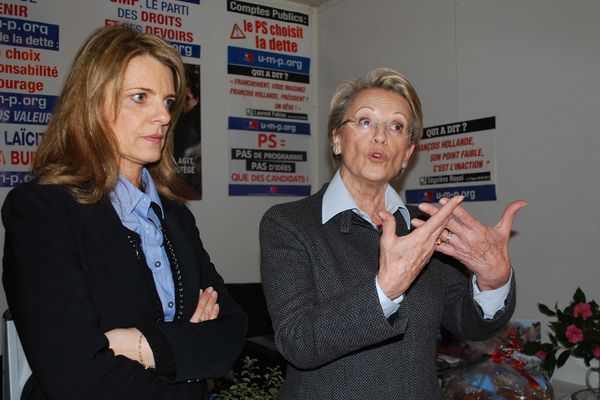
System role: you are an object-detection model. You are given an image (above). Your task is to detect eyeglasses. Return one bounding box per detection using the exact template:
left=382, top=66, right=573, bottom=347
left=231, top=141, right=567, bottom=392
left=337, top=117, right=413, bottom=137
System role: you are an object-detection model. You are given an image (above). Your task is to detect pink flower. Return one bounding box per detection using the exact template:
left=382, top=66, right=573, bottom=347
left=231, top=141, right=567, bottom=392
left=573, top=303, right=593, bottom=320
left=565, top=324, right=584, bottom=344
left=594, top=347, right=600, bottom=358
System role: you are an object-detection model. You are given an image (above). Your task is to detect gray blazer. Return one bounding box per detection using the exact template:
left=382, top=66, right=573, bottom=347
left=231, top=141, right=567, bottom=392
left=260, top=185, right=515, bottom=399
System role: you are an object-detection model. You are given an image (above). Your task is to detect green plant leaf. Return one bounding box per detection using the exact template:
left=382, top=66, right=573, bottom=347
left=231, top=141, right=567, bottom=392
left=564, top=305, right=575, bottom=319
left=573, top=287, right=586, bottom=304
left=543, top=351, right=557, bottom=378
left=549, top=321, right=566, bottom=333
left=538, top=303, right=555, bottom=317
left=556, top=349, right=571, bottom=368
left=522, top=341, right=541, bottom=355
left=540, top=343, right=556, bottom=353
left=555, top=335, right=572, bottom=349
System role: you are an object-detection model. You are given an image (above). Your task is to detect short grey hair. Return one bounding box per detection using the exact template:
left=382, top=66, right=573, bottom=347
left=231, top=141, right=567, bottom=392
left=327, top=68, right=423, bottom=162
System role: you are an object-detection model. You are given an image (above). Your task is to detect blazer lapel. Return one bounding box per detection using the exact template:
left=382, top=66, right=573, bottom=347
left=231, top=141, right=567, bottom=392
left=160, top=197, right=201, bottom=320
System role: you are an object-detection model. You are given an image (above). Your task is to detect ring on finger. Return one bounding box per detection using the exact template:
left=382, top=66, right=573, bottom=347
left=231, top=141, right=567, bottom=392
left=444, top=231, right=453, bottom=245
left=435, top=237, right=443, bottom=246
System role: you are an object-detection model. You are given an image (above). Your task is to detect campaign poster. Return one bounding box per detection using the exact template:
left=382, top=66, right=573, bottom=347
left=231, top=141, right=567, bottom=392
left=0, top=1, right=61, bottom=187
left=403, top=117, right=497, bottom=203
left=226, top=0, right=312, bottom=196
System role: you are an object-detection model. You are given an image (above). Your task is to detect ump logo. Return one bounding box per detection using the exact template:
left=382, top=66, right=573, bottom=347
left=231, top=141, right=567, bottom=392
left=248, top=120, right=259, bottom=130
left=423, top=191, right=434, bottom=202
left=244, top=52, right=255, bottom=63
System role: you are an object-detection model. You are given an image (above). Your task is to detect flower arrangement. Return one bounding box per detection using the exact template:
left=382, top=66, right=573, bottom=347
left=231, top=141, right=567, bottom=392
left=523, top=288, right=600, bottom=377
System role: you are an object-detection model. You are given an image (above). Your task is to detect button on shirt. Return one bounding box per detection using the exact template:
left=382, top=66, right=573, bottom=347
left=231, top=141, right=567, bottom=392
left=322, top=170, right=510, bottom=319
left=110, top=169, right=176, bottom=321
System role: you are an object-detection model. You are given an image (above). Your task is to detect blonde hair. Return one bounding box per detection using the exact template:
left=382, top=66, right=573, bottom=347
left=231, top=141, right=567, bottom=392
left=33, top=24, right=187, bottom=204
left=327, top=67, right=423, bottom=162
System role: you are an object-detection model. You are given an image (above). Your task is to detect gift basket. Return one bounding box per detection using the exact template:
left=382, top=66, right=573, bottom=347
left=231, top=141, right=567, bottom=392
left=441, top=326, right=554, bottom=400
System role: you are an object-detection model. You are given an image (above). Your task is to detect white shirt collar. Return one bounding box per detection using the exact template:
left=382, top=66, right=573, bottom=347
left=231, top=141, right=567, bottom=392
left=321, top=170, right=410, bottom=229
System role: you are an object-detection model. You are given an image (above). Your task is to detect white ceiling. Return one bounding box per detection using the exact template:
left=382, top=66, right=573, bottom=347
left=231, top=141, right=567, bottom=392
left=286, top=0, right=328, bottom=8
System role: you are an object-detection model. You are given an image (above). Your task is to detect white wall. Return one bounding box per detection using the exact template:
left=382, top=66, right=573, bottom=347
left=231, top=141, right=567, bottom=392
left=317, top=0, right=600, bottom=385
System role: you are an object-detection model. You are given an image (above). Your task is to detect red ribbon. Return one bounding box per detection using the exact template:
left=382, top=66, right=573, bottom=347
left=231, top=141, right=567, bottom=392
left=490, top=348, right=541, bottom=390
left=482, top=327, right=544, bottom=391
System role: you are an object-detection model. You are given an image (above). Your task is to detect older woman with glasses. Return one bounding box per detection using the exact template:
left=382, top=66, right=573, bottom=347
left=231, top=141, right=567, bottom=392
left=260, top=68, right=527, bottom=399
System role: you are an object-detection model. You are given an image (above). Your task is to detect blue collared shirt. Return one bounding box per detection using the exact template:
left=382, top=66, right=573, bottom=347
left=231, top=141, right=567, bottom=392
left=110, top=169, right=176, bottom=322
left=322, top=170, right=510, bottom=319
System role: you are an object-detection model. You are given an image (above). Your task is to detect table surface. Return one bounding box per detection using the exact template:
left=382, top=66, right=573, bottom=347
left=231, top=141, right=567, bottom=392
left=552, top=379, right=588, bottom=400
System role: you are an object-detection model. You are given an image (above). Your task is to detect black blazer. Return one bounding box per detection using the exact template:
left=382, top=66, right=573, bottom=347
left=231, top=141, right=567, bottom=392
left=2, top=182, right=247, bottom=400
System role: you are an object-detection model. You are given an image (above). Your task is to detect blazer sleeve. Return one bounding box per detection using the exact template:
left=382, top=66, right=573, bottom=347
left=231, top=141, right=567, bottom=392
left=140, top=202, right=247, bottom=382
left=1, top=184, right=241, bottom=399
left=437, top=254, right=517, bottom=340
left=260, top=205, right=406, bottom=370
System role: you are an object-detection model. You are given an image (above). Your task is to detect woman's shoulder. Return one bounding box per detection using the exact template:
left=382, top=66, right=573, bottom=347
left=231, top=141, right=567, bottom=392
left=261, top=185, right=326, bottom=228
left=5, top=181, right=73, bottom=206
left=2, top=181, right=81, bottom=229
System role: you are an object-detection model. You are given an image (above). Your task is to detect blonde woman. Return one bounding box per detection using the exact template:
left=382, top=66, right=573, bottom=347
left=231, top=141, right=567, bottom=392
left=3, top=25, right=246, bottom=400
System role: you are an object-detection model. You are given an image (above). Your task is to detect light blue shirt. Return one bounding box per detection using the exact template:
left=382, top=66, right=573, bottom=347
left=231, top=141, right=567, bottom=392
left=322, top=170, right=510, bottom=319
left=110, top=169, right=176, bottom=322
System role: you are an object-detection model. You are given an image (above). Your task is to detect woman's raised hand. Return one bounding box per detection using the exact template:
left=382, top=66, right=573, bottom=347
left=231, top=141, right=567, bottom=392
left=376, top=195, right=465, bottom=299
left=412, top=199, right=527, bottom=290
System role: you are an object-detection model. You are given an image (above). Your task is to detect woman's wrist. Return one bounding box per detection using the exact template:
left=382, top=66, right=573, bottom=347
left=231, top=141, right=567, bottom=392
left=138, top=331, right=150, bottom=369
left=136, top=330, right=156, bottom=369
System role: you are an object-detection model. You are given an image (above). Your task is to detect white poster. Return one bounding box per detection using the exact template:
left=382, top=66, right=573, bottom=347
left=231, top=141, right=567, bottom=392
left=0, top=1, right=62, bottom=187
left=226, top=0, right=312, bottom=196
left=403, top=116, right=497, bottom=203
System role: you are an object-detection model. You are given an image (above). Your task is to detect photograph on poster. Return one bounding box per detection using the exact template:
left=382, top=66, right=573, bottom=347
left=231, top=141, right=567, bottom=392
left=173, top=63, right=202, bottom=199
